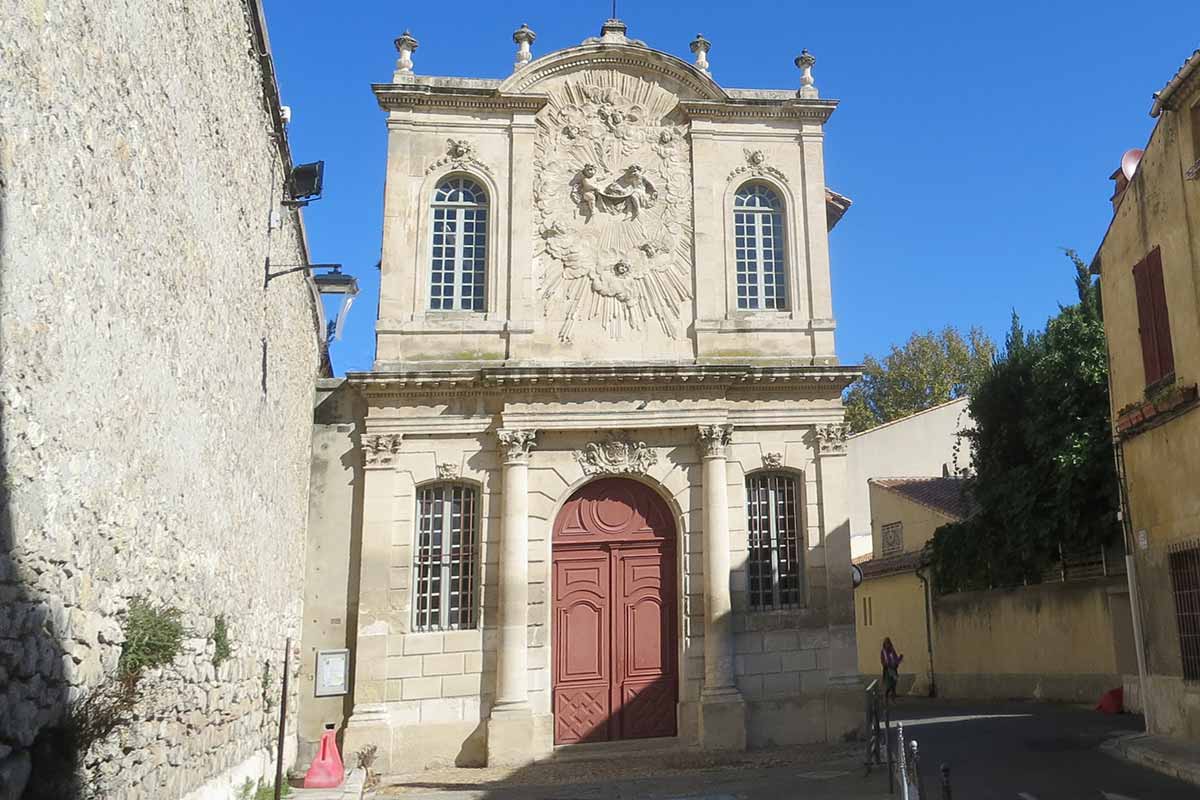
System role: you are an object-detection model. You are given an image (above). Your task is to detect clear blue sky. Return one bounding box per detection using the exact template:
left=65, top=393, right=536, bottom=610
left=263, top=0, right=1199, bottom=376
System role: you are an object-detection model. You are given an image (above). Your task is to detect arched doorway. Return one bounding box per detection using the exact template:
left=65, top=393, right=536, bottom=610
left=551, top=477, right=677, bottom=745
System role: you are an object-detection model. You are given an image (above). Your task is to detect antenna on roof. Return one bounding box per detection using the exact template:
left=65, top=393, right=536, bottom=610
left=612, top=0, right=617, bottom=18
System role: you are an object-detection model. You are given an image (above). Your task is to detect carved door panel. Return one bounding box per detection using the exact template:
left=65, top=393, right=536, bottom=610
left=613, top=546, right=676, bottom=740
left=552, top=478, right=677, bottom=745
left=553, top=550, right=612, bottom=744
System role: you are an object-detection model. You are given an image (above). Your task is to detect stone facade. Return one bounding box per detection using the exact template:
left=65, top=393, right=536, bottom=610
left=1, top=1, right=322, bottom=796
left=301, top=19, right=861, bottom=771
left=1092, top=49, right=1200, bottom=743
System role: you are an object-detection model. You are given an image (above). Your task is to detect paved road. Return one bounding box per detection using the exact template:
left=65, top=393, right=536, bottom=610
left=375, top=700, right=1195, bottom=800
left=887, top=699, right=1195, bottom=800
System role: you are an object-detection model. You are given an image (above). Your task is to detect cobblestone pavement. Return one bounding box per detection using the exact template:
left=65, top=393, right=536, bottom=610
left=373, top=742, right=892, bottom=800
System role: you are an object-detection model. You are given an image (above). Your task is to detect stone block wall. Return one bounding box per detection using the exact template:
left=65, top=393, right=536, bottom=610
left=1, top=1, right=321, bottom=796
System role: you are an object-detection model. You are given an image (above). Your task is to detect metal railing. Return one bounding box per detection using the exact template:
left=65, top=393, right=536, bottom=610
left=864, top=681, right=955, bottom=799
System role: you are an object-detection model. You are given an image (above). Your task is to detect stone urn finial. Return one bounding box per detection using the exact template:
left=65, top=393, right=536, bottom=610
left=690, top=33, right=711, bottom=74
left=795, top=49, right=818, bottom=99
left=394, top=30, right=419, bottom=77
left=513, top=23, right=536, bottom=69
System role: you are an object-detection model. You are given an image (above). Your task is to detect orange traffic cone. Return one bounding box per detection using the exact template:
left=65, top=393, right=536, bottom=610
left=303, top=724, right=345, bottom=789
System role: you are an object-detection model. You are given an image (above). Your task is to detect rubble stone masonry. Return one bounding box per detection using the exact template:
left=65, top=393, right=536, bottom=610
left=1, top=1, right=321, bottom=796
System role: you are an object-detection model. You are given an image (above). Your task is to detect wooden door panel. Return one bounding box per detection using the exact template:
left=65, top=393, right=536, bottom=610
left=553, top=479, right=677, bottom=745
left=553, top=551, right=611, bottom=744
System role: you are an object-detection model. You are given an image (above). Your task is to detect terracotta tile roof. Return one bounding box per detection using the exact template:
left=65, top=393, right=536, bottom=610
left=871, top=476, right=973, bottom=520
left=860, top=550, right=925, bottom=579
left=1152, top=49, right=1200, bottom=117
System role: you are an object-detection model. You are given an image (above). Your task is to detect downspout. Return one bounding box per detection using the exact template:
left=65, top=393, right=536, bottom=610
left=915, top=566, right=936, bottom=698
left=1115, top=437, right=1153, bottom=732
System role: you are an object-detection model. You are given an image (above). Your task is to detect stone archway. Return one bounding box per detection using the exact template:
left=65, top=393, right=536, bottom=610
left=551, top=477, right=678, bottom=745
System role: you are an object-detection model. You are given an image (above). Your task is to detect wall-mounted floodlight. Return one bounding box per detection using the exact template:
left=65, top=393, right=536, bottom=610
left=283, top=160, right=324, bottom=207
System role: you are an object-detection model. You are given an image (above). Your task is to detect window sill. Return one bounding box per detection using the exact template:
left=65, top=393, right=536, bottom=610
left=1116, top=382, right=1199, bottom=439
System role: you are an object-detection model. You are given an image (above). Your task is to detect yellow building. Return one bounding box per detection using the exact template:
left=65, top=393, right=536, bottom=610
left=1092, top=49, right=1200, bottom=741
left=855, top=477, right=967, bottom=695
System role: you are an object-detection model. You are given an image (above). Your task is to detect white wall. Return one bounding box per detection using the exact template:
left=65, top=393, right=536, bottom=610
left=846, top=398, right=972, bottom=558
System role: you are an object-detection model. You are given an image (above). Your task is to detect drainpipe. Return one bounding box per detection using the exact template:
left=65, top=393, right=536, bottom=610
left=916, top=566, right=937, bottom=698
left=1114, top=438, right=1153, bottom=732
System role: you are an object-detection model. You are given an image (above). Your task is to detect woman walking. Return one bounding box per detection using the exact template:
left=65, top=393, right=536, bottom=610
left=881, top=637, right=904, bottom=703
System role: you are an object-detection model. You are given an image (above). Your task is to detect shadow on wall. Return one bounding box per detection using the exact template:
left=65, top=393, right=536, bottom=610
left=0, top=275, right=82, bottom=795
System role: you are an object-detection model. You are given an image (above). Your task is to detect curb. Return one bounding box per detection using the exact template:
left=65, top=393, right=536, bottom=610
left=1101, top=733, right=1200, bottom=787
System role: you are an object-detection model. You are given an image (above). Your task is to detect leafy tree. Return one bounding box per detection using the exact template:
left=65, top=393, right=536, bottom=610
left=927, top=251, right=1120, bottom=593
left=844, top=326, right=997, bottom=433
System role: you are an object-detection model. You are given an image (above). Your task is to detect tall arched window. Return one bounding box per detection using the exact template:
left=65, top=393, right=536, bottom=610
left=733, top=184, right=787, bottom=311
left=745, top=472, right=804, bottom=609
left=430, top=177, right=488, bottom=311
left=413, top=482, right=479, bottom=631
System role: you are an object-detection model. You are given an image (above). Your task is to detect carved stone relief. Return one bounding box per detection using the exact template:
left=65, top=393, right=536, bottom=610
left=425, top=138, right=494, bottom=178
left=533, top=73, right=694, bottom=342
left=497, top=429, right=537, bottom=464
left=574, top=440, right=659, bottom=475
left=762, top=452, right=784, bottom=469
left=436, top=462, right=461, bottom=480
left=727, top=147, right=789, bottom=185
left=697, top=424, right=733, bottom=458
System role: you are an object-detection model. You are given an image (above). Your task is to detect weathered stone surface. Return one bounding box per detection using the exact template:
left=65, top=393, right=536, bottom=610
left=0, top=0, right=320, bottom=796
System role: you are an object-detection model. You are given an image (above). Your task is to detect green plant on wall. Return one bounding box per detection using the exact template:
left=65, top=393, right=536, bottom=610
left=212, top=614, right=232, bottom=667
left=118, top=597, right=185, bottom=676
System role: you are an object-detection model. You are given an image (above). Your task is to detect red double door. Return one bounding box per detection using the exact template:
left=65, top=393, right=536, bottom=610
left=552, top=478, right=677, bottom=745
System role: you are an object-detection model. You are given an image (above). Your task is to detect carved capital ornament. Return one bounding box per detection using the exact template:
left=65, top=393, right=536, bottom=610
left=697, top=424, right=733, bottom=458
left=497, top=429, right=537, bottom=464
left=363, top=433, right=403, bottom=468
left=814, top=423, right=849, bottom=456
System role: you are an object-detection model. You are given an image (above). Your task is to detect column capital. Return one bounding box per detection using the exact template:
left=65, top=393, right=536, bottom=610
left=696, top=424, right=733, bottom=459
left=497, top=429, right=537, bottom=465
left=814, top=422, right=849, bottom=456
left=362, top=433, right=403, bottom=468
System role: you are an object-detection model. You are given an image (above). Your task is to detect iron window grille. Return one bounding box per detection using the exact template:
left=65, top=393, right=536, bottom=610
left=1169, top=539, right=1200, bottom=681
left=733, top=184, right=788, bottom=311
left=414, top=483, right=479, bottom=632
left=745, top=472, right=804, bottom=609
left=430, top=177, right=488, bottom=311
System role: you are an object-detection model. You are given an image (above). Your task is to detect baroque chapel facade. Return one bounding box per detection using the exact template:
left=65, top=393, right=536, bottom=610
left=306, top=18, right=860, bottom=770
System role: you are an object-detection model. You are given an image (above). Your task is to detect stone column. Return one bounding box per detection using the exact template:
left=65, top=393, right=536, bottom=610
left=696, top=424, right=746, bottom=751
left=342, top=432, right=403, bottom=773
left=487, top=428, right=537, bottom=765
left=813, top=422, right=860, bottom=740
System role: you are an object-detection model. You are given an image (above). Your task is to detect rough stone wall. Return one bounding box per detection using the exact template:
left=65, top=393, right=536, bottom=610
left=1, top=1, right=320, bottom=797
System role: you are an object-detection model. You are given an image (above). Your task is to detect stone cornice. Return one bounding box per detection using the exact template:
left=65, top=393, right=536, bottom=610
left=348, top=363, right=859, bottom=397
left=680, top=99, right=838, bottom=123
left=373, top=84, right=548, bottom=113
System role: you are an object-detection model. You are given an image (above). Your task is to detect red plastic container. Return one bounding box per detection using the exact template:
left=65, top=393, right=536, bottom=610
left=303, top=725, right=345, bottom=789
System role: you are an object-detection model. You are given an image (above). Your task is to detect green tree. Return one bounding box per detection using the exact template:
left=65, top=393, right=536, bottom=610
left=844, top=326, right=997, bottom=433
left=927, top=251, right=1120, bottom=593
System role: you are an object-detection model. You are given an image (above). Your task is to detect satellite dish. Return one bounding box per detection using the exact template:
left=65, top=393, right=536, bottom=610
left=1120, top=148, right=1144, bottom=181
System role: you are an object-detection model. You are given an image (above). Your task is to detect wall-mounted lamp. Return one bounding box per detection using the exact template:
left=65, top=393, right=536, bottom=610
left=263, top=260, right=359, bottom=342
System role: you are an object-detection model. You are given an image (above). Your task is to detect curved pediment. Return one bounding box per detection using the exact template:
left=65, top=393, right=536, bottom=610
left=498, top=42, right=727, bottom=102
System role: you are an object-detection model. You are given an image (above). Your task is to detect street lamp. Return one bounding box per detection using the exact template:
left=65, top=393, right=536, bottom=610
left=264, top=260, right=359, bottom=343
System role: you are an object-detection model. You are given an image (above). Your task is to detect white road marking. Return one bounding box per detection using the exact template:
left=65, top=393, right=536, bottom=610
left=1017, top=793, right=1040, bottom=800
left=1101, top=793, right=1140, bottom=800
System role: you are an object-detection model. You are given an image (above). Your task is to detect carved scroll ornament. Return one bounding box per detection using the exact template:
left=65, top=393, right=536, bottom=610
left=574, top=440, right=659, bottom=476
left=363, top=433, right=403, bottom=467
left=814, top=423, right=849, bottom=456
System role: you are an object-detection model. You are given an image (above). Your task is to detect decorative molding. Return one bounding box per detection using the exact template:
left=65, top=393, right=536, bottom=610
left=425, top=138, right=494, bottom=179
left=363, top=433, right=403, bottom=467
left=814, top=422, right=849, bottom=456
left=372, top=86, right=548, bottom=113
left=679, top=100, right=837, bottom=123
left=534, top=72, right=694, bottom=343
left=499, top=52, right=722, bottom=100
left=574, top=440, right=659, bottom=475
left=762, top=452, right=784, bottom=469
left=727, top=147, right=790, bottom=185
left=436, top=462, right=461, bottom=480
left=697, top=424, right=733, bottom=458
left=497, top=429, right=537, bottom=464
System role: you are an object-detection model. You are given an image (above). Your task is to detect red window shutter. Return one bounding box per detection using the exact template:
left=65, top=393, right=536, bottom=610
left=1145, top=247, right=1175, bottom=380
left=1132, top=256, right=1162, bottom=384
